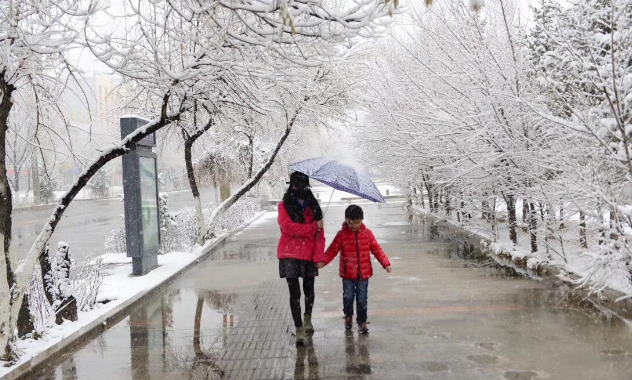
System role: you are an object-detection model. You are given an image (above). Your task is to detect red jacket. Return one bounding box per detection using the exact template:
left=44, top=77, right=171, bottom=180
left=277, top=202, right=326, bottom=262
left=323, top=223, right=390, bottom=280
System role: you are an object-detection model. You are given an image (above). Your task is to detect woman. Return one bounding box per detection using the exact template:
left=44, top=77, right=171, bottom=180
left=277, top=171, right=325, bottom=345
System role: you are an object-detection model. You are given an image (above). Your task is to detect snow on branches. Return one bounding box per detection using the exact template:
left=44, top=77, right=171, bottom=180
left=360, top=0, right=632, bottom=296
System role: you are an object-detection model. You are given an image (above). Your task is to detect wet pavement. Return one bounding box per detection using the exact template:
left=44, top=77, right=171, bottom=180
left=21, top=202, right=632, bottom=379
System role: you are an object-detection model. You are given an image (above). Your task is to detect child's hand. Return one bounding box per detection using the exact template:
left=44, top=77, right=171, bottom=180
left=316, top=262, right=325, bottom=269
left=385, top=266, right=392, bottom=273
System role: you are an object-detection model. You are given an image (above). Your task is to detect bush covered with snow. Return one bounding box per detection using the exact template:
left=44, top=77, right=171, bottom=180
left=104, top=227, right=126, bottom=253
left=27, top=244, right=104, bottom=336
left=104, top=194, right=265, bottom=254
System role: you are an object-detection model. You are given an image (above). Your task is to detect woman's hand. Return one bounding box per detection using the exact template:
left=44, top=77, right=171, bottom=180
left=385, top=266, right=392, bottom=273
left=317, top=220, right=324, bottom=230
left=316, top=262, right=325, bottom=269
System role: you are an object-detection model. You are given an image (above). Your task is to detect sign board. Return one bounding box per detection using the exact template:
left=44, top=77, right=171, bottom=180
left=121, top=116, right=161, bottom=275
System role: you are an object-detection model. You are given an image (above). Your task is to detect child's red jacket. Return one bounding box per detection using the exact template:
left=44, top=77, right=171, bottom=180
left=323, top=223, right=390, bottom=280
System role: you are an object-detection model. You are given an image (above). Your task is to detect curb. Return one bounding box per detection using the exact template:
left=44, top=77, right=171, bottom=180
left=5, top=210, right=271, bottom=380
left=13, top=197, right=122, bottom=212
left=411, top=207, right=632, bottom=319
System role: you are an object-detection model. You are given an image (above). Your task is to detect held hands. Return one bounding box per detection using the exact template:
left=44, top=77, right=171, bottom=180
left=385, top=266, right=392, bottom=273
left=316, top=262, right=325, bottom=269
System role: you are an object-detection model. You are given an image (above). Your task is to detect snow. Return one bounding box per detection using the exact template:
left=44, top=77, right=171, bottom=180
left=248, top=211, right=277, bottom=227
left=120, top=115, right=151, bottom=122
left=412, top=205, right=632, bottom=299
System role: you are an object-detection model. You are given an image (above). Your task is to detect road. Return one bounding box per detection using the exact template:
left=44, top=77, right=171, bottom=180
left=21, top=201, right=632, bottom=379
left=11, top=187, right=222, bottom=261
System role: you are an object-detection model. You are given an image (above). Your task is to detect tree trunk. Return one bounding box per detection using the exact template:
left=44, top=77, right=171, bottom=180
left=220, top=181, right=231, bottom=202
left=609, top=208, right=618, bottom=240
left=599, top=210, right=605, bottom=245
left=55, top=243, right=77, bottom=324
left=248, top=136, right=254, bottom=178
left=444, top=189, right=452, bottom=217
left=205, top=125, right=293, bottom=238
left=529, top=202, right=538, bottom=253
left=482, top=196, right=489, bottom=221
left=579, top=211, right=587, bottom=249
left=183, top=136, right=205, bottom=246
left=0, top=73, right=18, bottom=358
left=39, top=245, right=55, bottom=307
left=426, top=188, right=433, bottom=212
left=0, top=73, right=15, bottom=284
left=0, top=236, right=10, bottom=360
left=181, top=114, right=214, bottom=246
left=506, top=194, right=517, bottom=245
left=13, top=167, right=19, bottom=193
left=193, top=295, right=204, bottom=358
left=16, top=293, right=34, bottom=337
left=32, top=152, right=40, bottom=205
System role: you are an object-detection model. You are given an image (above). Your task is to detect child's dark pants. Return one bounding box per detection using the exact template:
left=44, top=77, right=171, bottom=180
left=343, top=279, right=369, bottom=323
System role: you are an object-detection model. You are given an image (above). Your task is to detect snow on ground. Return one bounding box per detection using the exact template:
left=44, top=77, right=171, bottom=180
left=0, top=210, right=270, bottom=377
left=413, top=206, right=632, bottom=299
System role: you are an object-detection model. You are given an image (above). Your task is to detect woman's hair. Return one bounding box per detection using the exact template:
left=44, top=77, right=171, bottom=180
left=282, top=172, right=323, bottom=223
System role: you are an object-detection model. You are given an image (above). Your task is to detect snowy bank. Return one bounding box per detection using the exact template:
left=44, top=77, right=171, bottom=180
left=411, top=206, right=632, bottom=317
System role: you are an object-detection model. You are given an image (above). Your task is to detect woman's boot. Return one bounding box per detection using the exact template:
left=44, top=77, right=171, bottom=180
left=296, top=326, right=306, bottom=345
left=304, top=314, right=314, bottom=335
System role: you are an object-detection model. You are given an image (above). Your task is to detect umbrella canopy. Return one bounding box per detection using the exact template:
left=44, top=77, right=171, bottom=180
left=289, top=157, right=386, bottom=203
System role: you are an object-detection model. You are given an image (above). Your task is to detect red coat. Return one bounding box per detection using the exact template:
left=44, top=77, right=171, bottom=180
left=277, top=202, right=326, bottom=262
left=323, top=223, right=390, bottom=280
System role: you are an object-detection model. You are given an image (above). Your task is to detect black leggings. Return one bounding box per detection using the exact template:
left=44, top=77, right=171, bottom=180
left=286, top=277, right=315, bottom=327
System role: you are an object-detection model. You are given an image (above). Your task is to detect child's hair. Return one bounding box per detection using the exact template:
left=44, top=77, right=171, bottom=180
left=345, top=205, right=364, bottom=220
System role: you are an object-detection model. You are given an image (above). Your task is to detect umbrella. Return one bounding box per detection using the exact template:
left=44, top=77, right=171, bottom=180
left=289, top=157, right=386, bottom=206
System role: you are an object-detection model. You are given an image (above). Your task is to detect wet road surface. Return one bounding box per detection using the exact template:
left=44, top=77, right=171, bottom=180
left=22, top=202, right=632, bottom=379
left=11, top=187, right=223, bottom=261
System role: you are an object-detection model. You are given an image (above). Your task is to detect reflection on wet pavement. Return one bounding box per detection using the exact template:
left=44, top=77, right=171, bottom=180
left=21, top=202, right=632, bottom=379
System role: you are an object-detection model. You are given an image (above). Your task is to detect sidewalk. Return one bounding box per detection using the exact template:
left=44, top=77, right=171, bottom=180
left=21, top=203, right=632, bottom=380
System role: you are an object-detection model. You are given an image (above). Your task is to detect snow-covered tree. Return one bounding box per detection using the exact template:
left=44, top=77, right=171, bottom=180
left=528, top=0, right=632, bottom=290
left=0, top=0, right=96, bottom=359
left=88, top=169, right=111, bottom=199
left=39, top=171, right=58, bottom=204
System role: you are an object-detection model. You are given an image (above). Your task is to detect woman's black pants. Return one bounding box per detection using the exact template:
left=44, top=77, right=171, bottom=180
left=286, top=277, right=315, bottom=327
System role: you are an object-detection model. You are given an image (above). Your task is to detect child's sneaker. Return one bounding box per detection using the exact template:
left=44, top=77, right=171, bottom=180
left=344, top=315, right=353, bottom=330
left=358, top=322, right=369, bottom=334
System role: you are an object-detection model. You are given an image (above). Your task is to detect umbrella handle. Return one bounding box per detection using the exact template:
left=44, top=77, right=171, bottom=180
left=324, top=189, right=335, bottom=217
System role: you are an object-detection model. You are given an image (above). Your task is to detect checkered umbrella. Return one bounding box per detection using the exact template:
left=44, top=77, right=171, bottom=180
left=289, top=157, right=386, bottom=204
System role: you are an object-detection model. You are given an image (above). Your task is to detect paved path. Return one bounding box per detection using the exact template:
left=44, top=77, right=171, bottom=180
left=22, top=202, right=632, bottom=379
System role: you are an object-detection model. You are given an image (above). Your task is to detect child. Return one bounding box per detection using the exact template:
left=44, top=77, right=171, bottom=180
left=317, top=205, right=391, bottom=333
